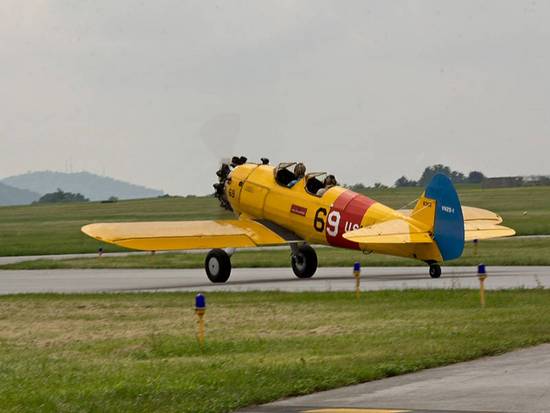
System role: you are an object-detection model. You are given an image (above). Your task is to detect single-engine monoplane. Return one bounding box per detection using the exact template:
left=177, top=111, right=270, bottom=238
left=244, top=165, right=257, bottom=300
left=82, top=157, right=515, bottom=282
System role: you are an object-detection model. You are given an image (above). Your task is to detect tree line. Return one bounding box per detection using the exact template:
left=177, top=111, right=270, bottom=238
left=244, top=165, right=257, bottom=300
left=394, top=165, right=485, bottom=187
left=34, top=188, right=90, bottom=204
left=345, top=164, right=486, bottom=191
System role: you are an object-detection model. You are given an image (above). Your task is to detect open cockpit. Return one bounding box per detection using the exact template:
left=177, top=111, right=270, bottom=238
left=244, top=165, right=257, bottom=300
left=305, top=172, right=327, bottom=195
left=274, top=162, right=299, bottom=187
left=274, top=162, right=337, bottom=197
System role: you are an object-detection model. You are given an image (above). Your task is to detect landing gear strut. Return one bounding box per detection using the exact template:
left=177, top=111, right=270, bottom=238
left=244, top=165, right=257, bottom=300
left=291, top=244, right=318, bottom=279
left=429, top=263, right=441, bottom=279
left=205, top=249, right=232, bottom=283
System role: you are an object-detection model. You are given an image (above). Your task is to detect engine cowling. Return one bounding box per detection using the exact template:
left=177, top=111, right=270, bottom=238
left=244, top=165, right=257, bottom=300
left=213, top=156, right=249, bottom=211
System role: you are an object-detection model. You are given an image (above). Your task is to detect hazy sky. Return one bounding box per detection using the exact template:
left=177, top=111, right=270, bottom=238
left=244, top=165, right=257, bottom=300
left=1, top=1, right=549, bottom=195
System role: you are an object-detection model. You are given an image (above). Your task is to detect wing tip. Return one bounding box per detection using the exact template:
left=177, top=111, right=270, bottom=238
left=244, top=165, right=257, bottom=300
left=465, top=225, right=516, bottom=241
left=81, top=223, right=105, bottom=240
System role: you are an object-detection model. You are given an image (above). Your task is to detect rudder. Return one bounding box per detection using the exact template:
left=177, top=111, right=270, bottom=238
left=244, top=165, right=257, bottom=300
left=412, top=174, right=464, bottom=261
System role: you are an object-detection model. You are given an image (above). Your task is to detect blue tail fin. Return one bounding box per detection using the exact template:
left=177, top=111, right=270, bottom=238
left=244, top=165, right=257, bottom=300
left=424, top=174, right=465, bottom=261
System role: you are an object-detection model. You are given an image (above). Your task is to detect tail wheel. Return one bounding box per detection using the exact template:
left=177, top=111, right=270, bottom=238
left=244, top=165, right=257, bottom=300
left=205, top=249, right=231, bottom=283
left=291, top=245, right=318, bottom=279
left=429, top=263, right=442, bottom=279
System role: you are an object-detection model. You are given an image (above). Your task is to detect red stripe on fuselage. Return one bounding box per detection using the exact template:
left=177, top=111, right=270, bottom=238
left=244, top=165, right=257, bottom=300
left=326, top=191, right=376, bottom=249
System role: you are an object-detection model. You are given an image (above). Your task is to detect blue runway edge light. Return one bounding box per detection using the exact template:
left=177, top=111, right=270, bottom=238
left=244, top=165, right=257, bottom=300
left=353, top=262, right=361, bottom=272
left=195, top=293, right=206, bottom=310
left=478, top=264, right=486, bottom=274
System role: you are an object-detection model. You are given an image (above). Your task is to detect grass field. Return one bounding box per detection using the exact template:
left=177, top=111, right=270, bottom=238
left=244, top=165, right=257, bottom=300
left=3, top=237, right=550, bottom=270
left=0, top=197, right=231, bottom=256
left=0, top=185, right=549, bottom=257
left=1, top=290, right=549, bottom=412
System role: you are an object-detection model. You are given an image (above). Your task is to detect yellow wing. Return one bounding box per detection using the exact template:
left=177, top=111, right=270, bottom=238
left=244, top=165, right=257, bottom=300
left=81, top=219, right=300, bottom=251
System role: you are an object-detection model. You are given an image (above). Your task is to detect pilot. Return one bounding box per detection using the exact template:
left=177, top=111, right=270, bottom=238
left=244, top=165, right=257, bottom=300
left=317, top=174, right=337, bottom=196
left=288, top=163, right=306, bottom=188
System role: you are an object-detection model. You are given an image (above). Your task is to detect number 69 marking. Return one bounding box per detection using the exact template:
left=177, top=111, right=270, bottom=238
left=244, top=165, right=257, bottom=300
left=314, top=208, right=341, bottom=237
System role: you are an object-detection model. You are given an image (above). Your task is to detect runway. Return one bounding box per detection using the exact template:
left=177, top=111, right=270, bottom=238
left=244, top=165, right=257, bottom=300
left=1, top=266, right=550, bottom=295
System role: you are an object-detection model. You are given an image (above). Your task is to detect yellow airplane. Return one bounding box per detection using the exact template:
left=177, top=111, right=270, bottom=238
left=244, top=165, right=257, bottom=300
left=82, top=157, right=515, bottom=283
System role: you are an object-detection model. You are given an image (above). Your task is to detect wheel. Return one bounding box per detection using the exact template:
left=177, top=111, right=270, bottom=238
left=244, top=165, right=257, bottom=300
left=429, top=263, right=441, bottom=279
left=205, top=249, right=231, bottom=283
left=291, top=245, right=318, bottom=279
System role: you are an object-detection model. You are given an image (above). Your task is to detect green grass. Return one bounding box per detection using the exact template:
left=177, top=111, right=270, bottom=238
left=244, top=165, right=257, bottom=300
left=3, top=237, right=549, bottom=270
left=0, top=185, right=549, bottom=257
left=0, top=197, right=232, bottom=256
left=1, top=290, right=549, bottom=412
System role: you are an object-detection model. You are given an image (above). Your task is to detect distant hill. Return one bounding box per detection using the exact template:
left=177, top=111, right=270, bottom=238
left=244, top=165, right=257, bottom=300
left=0, top=182, right=40, bottom=206
left=2, top=171, right=164, bottom=201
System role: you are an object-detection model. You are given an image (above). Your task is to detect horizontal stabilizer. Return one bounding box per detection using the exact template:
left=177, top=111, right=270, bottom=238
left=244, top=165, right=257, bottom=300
left=464, top=221, right=516, bottom=241
left=343, top=216, right=516, bottom=245
left=399, top=206, right=503, bottom=224
left=342, top=219, right=433, bottom=244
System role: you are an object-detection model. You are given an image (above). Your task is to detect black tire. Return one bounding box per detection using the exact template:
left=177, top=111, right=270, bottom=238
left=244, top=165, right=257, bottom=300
left=291, top=245, right=318, bottom=279
left=429, top=263, right=442, bottom=279
left=205, top=249, right=231, bottom=283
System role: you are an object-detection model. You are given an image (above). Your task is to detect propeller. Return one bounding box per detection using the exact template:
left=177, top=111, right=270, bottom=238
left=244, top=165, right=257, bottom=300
left=199, top=114, right=269, bottom=210
left=200, top=114, right=243, bottom=211
left=200, top=113, right=240, bottom=166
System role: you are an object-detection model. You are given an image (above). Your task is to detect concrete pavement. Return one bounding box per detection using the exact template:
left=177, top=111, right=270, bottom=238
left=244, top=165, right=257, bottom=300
left=1, top=266, right=550, bottom=295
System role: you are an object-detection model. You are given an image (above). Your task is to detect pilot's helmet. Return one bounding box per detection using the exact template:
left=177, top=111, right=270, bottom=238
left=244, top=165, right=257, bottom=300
left=326, top=175, right=337, bottom=186
left=294, top=163, right=306, bottom=178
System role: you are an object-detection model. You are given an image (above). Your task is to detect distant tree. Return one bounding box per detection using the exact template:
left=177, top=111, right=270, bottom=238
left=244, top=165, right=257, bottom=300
left=394, top=176, right=417, bottom=187
left=418, top=164, right=471, bottom=185
left=348, top=183, right=367, bottom=192
left=467, top=171, right=485, bottom=183
left=418, top=165, right=452, bottom=186
left=37, top=188, right=89, bottom=203
left=451, top=171, right=466, bottom=184
left=343, top=182, right=388, bottom=191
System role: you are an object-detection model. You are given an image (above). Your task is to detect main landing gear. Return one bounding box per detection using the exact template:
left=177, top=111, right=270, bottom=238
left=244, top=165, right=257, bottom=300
left=291, top=244, right=318, bottom=279
left=428, top=262, right=442, bottom=279
left=205, top=249, right=232, bottom=283
left=204, top=244, right=319, bottom=284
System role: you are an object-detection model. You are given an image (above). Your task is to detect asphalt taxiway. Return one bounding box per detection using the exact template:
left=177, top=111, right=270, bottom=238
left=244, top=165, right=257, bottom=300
left=239, top=343, right=550, bottom=413
left=1, top=266, right=550, bottom=295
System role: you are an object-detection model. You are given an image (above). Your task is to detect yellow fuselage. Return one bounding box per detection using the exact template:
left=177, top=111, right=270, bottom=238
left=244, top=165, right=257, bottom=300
left=225, top=163, right=441, bottom=261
